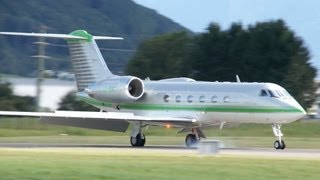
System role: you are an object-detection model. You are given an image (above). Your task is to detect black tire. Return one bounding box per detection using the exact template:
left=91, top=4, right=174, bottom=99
left=274, top=140, right=286, bottom=150
left=280, top=140, right=286, bottom=150
left=274, top=140, right=281, bottom=149
left=130, top=133, right=146, bottom=147
left=140, top=133, right=146, bottom=147
left=185, top=134, right=197, bottom=147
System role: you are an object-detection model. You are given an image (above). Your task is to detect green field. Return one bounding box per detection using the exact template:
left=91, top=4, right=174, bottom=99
left=0, top=148, right=319, bottom=180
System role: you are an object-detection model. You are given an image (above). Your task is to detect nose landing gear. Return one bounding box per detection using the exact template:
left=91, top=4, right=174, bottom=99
left=272, top=124, right=286, bottom=150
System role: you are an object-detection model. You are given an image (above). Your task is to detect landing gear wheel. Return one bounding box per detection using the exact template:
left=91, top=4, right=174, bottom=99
left=274, top=140, right=281, bottom=149
left=280, top=140, right=286, bottom=149
left=274, top=140, right=286, bottom=150
left=130, top=133, right=146, bottom=147
left=185, top=134, right=198, bottom=147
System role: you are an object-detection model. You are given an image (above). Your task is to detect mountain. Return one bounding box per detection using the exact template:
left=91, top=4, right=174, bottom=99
left=0, top=0, right=189, bottom=76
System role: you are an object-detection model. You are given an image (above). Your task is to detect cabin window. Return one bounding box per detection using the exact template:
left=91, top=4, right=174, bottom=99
left=163, top=94, right=170, bottom=102
left=199, top=95, right=205, bottom=103
left=187, top=95, right=193, bottom=103
left=176, top=95, right=181, bottom=103
left=211, top=96, right=218, bottom=103
left=260, top=89, right=268, bottom=97
left=223, top=96, right=230, bottom=103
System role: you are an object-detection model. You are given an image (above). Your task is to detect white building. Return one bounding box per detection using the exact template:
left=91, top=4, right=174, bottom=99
left=4, top=77, right=77, bottom=110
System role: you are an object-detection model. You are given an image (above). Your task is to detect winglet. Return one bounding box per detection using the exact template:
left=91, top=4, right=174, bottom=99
left=69, top=30, right=123, bottom=42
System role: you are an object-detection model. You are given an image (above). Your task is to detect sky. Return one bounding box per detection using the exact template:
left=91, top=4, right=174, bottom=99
left=134, top=0, right=320, bottom=78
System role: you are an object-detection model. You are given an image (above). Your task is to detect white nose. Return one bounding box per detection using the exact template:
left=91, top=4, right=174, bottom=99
left=292, top=100, right=306, bottom=119
left=298, top=106, right=306, bottom=119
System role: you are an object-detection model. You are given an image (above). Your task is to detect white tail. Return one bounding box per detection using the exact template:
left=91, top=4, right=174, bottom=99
left=0, top=30, right=123, bottom=91
left=67, top=30, right=117, bottom=90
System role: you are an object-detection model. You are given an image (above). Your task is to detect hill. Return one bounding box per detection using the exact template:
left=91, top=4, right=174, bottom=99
left=0, top=0, right=188, bottom=76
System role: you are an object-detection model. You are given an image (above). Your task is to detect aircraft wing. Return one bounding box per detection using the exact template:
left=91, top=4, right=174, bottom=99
left=0, top=111, right=197, bottom=132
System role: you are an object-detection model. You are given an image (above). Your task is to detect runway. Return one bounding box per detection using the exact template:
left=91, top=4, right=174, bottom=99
left=0, top=143, right=320, bottom=159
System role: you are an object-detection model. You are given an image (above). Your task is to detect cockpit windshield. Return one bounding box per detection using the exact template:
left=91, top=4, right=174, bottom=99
left=268, top=90, right=280, bottom=98
left=259, top=89, right=268, bottom=97
left=280, top=89, right=292, bottom=98
left=259, top=89, right=292, bottom=98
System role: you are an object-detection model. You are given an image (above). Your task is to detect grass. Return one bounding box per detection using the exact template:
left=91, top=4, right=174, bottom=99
left=0, top=148, right=319, bottom=180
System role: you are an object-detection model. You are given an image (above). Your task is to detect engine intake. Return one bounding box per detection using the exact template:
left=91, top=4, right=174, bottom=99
left=85, top=76, right=144, bottom=103
left=128, top=78, right=144, bottom=98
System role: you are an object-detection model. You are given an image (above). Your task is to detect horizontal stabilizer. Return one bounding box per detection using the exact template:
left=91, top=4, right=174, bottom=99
left=93, top=36, right=123, bottom=40
left=0, top=32, right=123, bottom=40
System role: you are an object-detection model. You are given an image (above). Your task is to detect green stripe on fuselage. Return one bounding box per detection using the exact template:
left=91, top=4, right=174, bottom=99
left=77, top=96, right=302, bottom=113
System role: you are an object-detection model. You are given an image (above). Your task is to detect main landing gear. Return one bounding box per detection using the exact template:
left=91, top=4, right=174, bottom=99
left=130, top=122, right=146, bottom=147
left=272, top=124, right=286, bottom=150
left=185, top=134, right=198, bottom=147
left=130, top=133, right=146, bottom=147
left=185, top=128, right=204, bottom=147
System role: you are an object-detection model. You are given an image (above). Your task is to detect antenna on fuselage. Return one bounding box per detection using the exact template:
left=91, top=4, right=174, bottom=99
left=236, top=75, right=241, bottom=83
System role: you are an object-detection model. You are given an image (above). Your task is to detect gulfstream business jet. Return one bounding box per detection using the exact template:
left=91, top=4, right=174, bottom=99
left=0, top=30, right=306, bottom=149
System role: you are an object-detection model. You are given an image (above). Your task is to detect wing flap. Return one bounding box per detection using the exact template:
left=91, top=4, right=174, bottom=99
left=40, top=117, right=129, bottom=132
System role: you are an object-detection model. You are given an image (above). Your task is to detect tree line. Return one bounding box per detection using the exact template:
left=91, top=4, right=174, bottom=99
left=0, top=80, right=35, bottom=111
left=126, top=20, right=316, bottom=108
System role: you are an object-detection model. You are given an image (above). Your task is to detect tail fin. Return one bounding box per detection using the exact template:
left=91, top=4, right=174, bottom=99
left=0, top=30, right=123, bottom=91
left=67, top=30, right=119, bottom=91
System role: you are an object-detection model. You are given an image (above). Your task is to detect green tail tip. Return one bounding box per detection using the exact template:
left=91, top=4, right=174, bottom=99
left=69, top=30, right=93, bottom=42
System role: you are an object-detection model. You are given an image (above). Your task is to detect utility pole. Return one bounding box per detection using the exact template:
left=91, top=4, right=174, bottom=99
left=35, top=25, right=47, bottom=111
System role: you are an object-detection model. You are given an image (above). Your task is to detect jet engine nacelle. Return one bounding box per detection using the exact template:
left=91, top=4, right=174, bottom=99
left=85, top=76, right=144, bottom=103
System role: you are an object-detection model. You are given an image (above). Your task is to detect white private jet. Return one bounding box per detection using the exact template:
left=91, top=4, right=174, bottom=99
left=0, top=30, right=306, bottom=149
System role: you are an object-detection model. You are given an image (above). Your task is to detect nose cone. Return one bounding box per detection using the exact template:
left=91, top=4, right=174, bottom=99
left=292, top=100, right=306, bottom=120
left=297, top=106, right=306, bottom=119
